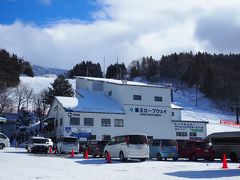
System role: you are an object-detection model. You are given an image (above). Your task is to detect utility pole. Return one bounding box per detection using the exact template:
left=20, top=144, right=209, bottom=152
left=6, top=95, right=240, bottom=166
left=195, top=84, right=198, bottom=107
left=103, top=56, right=106, bottom=78
left=231, top=104, right=240, bottom=124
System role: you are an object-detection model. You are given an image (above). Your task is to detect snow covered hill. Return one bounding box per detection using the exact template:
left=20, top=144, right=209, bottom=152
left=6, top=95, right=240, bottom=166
left=20, top=76, right=240, bottom=135
left=32, top=65, right=68, bottom=76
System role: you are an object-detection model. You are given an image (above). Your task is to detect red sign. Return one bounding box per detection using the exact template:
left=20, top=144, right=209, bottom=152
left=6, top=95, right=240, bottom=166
left=220, top=120, right=240, bottom=128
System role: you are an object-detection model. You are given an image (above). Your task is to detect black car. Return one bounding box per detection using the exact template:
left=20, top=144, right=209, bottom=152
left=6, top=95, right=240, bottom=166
left=83, top=140, right=108, bottom=158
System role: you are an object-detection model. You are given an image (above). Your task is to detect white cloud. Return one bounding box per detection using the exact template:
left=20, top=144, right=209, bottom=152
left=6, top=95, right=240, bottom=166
left=1, top=0, right=240, bottom=69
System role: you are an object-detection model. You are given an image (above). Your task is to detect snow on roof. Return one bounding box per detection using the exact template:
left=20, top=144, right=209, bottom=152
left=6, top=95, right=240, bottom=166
left=75, top=76, right=166, bottom=88
left=0, top=117, right=7, bottom=123
left=56, top=89, right=125, bottom=114
left=171, top=104, right=183, bottom=109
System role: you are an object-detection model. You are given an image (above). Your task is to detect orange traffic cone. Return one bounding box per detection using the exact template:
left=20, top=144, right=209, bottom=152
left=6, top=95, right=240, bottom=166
left=106, top=151, right=112, bottom=163
left=84, top=150, right=89, bottom=159
left=49, top=146, right=52, bottom=154
left=71, top=149, right=74, bottom=158
left=222, top=153, right=228, bottom=169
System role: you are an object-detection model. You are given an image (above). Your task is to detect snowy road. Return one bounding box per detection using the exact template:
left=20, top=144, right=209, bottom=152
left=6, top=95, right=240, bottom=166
left=1, top=148, right=240, bottom=180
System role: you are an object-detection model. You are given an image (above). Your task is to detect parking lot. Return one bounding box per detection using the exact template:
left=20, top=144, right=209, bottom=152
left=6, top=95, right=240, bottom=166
left=1, top=148, right=240, bottom=180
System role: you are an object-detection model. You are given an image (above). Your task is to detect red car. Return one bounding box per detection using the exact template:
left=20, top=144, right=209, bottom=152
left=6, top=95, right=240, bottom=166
left=177, top=140, right=214, bottom=161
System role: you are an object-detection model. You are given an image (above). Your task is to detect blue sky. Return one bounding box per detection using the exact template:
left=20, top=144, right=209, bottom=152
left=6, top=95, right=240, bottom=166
left=0, top=0, right=100, bottom=25
left=0, top=0, right=239, bottom=69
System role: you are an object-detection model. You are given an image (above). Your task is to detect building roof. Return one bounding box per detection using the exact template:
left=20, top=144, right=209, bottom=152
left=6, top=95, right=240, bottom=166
left=75, top=76, right=168, bottom=88
left=56, top=89, right=125, bottom=114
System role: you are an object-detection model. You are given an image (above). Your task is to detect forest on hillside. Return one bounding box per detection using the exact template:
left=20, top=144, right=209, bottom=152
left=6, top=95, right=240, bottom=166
left=129, top=52, right=240, bottom=106
left=0, top=49, right=34, bottom=88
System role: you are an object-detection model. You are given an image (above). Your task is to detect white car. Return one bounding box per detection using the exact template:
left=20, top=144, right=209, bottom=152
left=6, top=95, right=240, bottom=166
left=57, top=136, right=79, bottom=154
left=104, top=134, right=149, bottom=162
left=0, top=133, right=10, bottom=149
left=27, top=136, right=49, bottom=153
left=46, top=138, right=53, bottom=148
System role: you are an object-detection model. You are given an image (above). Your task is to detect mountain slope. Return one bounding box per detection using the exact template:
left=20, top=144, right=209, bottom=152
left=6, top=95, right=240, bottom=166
left=32, top=65, right=68, bottom=76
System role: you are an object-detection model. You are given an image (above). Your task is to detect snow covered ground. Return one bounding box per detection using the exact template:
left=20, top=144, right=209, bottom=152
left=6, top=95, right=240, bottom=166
left=1, top=148, right=240, bottom=180
left=20, top=76, right=240, bottom=135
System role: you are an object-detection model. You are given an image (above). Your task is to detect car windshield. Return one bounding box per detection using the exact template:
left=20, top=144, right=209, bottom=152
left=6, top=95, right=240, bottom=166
left=162, top=140, right=176, bottom=146
left=63, top=138, right=77, bottom=143
left=196, top=142, right=210, bottom=148
left=32, top=138, right=47, bottom=144
left=129, top=135, right=147, bottom=144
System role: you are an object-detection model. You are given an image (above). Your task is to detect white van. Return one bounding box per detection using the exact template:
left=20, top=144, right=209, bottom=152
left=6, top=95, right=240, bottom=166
left=104, top=134, right=149, bottom=162
left=0, top=133, right=10, bottom=149
left=57, top=136, right=79, bottom=154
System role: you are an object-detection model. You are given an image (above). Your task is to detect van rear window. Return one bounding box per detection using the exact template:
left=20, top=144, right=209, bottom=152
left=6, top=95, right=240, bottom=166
left=129, top=135, right=147, bottom=144
left=162, top=140, right=176, bottom=146
left=63, top=138, right=77, bottom=143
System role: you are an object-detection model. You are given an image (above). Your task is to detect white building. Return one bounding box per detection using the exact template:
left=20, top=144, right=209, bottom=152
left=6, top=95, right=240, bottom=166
left=44, top=77, right=207, bottom=141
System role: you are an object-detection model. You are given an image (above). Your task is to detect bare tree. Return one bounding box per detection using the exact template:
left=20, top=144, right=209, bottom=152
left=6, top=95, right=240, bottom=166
left=0, top=87, right=14, bottom=115
left=32, top=89, right=50, bottom=132
left=14, top=82, right=34, bottom=113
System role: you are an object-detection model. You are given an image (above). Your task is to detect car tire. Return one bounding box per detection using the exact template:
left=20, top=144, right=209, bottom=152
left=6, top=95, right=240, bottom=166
left=120, top=152, right=126, bottom=162
left=140, top=158, right=146, bottom=162
left=230, top=152, right=238, bottom=162
left=173, top=158, right=178, bottom=161
left=0, top=143, right=4, bottom=149
left=157, top=153, right=162, bottom=161
left=190, top=154, right=197, bottom=161
left=104, top=151, right=108, bottom=160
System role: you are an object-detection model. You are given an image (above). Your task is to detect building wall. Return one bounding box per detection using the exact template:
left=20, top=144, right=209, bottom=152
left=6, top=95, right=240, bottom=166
left=58, top=111, right=125, bottom=140
left=172, top=109, right=182, bottom=121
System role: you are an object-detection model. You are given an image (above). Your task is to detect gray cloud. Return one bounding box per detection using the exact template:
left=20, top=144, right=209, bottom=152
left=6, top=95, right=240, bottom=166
left=1, top=0, right=240, bottom=69
left=195, top=10, right=240, bottom=53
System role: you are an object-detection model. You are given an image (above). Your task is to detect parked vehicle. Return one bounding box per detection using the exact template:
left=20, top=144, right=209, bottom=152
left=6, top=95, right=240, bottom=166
left=46, top=138, right=53, bottom=148
left=0, top=133, right=10, bottom=149
left=79, top=140, right=88, bottom=153
left=57, top=136, right=79, bottom=154
left=27, top=136, right=49, bottom=153
left=149, top=139, right=178, bottom=161
left=205, top=131, right=240, bottom=162
left=177, top=140, right=214, bottom=161
left=104, top=134, right=149, bottom=162
left=83, top=140, right=108, bottom=158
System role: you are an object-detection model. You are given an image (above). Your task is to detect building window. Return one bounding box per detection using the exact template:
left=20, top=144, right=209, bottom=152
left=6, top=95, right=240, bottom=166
left=172, top=112, right=175, bottom=116
left=133, top=95, right=141, bottom=100
left=108, top=91, right=112, bottom=96
left=154, top=96, right=162, bottom=102
left=189, top=132, right=197, bottom=137
left=102, top=135, right=111, bottom=140
left=60, top=118, right=63, bottom=126
left=70, top=117, right=80, bottom=125
left=176, top=132, right=188, bottom=137
left=101, top=118, right=111, bottom=127
left=88, top=135, right=96, bottom=140
left=114, top=119, right=124, bottom=127
left=84, top=118, right=94, bottom=126
left=55, top=119, right=58, bottom=127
